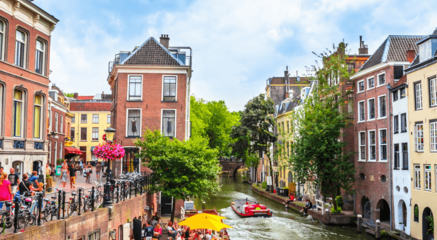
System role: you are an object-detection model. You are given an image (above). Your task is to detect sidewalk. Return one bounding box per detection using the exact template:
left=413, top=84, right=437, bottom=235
left=51, top=166, right=104, bottom=193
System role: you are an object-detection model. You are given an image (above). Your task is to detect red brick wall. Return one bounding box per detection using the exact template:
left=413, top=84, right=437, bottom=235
left=353, top=65, right=394, bottom=222
left=113, top=72, right=187, bottom=146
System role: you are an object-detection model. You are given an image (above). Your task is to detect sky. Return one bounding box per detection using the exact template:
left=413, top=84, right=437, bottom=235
left=36, top=0, right=437, bottom=112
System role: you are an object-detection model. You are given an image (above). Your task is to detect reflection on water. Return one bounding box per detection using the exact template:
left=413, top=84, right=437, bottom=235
left=194, top=176, right=374, bottom=240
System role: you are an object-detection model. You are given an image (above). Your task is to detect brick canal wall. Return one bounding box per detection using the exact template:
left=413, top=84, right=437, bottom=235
left=0, top=194, right=151, bottom=240
left=251, top=185, right=356, bottom=226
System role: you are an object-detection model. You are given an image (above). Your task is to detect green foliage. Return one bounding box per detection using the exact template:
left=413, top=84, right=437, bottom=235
left=335, top=196, right=344, bottom=208
left=426, top=216, right=434, bottom=234
left=64, top=93, right=74, bottom=97
left=230, top=94, right=276, bottom=185
left=289, top=43, right=355, bottom=211
left=56, top=159, right=64, bottom=165
left=190, top=96, right=240, bottom=157
left=331, top=206, right=342, bottom=213
left=262, top=181, right=267, bottom=188
left=135, top=130, right=220, bottom=222
left=414, top=205, right=419, bottom=217
left=282, top=187, right=289, bottom=190
left=381, top=230, right=387, bottom=237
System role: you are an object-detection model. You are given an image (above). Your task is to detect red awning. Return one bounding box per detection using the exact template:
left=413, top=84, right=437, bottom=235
left=65, top=147, right=82, bottom=155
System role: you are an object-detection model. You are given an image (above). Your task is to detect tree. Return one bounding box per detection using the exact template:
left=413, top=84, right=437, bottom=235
left=135, top=130, right=220, bottom=222
left=289, top=43, right=355, bottom=211
left=190, top=96, right=240, bottom=157
left=230, top=94, right=276, bottom=190
left=64, top=93, right=74, bottom=97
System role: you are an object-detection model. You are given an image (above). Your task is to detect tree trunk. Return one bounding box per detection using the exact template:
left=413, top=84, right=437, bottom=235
left=268, top=151, right=274, bottom=193
left=170, top=197, right=176, bottom=223
left=254, top=166, right=258, bottom=186
left=331, top=193, right=337, bottom=211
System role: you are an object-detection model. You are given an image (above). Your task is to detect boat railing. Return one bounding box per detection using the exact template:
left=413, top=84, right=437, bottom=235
left=315, top=199, right=325, bottom=215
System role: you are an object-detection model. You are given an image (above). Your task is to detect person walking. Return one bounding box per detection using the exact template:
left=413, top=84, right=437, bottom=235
left=69, top=163, right=77, bottom=190
left=0, top=173, right=12, bottom=210
left=61, top=160, right=68, bottom=189
left=95, top=162, right=102, bottom=181
left=86, top=163, right=92, bottom=184
left=8, top=168, right=19, bottom=196
left=79, top=158, right=84, bottom=175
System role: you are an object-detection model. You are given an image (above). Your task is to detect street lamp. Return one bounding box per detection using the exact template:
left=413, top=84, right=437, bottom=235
left=103, top=127, right=116, bottom=207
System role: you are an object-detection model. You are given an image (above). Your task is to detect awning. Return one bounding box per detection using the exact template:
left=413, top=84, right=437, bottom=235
left=65, top=147, right=82, bottom=155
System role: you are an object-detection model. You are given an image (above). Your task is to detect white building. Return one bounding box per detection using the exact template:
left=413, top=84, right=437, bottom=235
left=390, top=81, right=411, bottom=234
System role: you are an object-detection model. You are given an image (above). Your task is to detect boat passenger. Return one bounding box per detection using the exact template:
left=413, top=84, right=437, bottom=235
left=284, top=193, right=295, bottom=207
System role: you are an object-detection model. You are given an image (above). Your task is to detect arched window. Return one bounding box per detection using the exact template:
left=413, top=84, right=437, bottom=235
left=35, top=40, right=44, bottom=74
left=13, top=89, right=24, bottom=137
left=59, top=142, right=62, bottom=159
left=15, top=30, right=26, bottom=67
left=55, top=113, right=58, bottom=132
left=33, top=95, right=43, bottom=138
left=54, top=141, right=57, bottom=161
left=414, top=204, right=419, bottom=222
left=60, top=115, right=63, bottom=133
left=0, top=20, right=5, bottom=60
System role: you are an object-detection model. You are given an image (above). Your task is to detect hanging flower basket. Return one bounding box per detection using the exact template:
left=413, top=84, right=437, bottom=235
left=93, top=142, right=125, bottom=161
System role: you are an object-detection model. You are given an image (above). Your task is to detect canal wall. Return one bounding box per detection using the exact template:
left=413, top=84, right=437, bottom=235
left=251, top=185, right=356, bottom=226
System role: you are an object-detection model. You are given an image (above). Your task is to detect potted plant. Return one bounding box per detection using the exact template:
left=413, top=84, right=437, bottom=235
left=426, top=215, right=434, bottom=238
left=399, top=222, right=404, bottom=231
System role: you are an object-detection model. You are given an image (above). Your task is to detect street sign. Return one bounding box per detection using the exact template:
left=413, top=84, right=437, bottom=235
left=102, top=134, right=106, bottom=141
left=144, top=206, right=149, bottom=210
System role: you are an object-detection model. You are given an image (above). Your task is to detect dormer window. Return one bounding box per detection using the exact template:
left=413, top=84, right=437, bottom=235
left=419, top=40, right=432, bottom=62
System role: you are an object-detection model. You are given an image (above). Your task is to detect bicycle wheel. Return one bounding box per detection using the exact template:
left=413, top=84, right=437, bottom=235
left=65, top=202, right=75, bottom=217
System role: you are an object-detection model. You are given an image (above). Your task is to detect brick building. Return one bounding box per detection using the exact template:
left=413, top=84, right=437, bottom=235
left=107, top=34, right=192, bottom=217
left=0, top=0, right=58, bottom=179
left=351, top=35, right=424, bottom=229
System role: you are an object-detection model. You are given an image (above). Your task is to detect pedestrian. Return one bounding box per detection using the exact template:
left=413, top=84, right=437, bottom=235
left=69, top=163, right=77, bottom=190
left=29, top=171, right=40, bottom=189
left=153, top=223, right=162, bottom=240
left=184, top=226, right=190, bottom=240
left=85, top=163, right=92, bottom=183
left=143, top=220, right=154, bottom=240
left=95, top=162, right=102, bottom=181
left=8, top=168, right=19, bottom=196
left=0, top=173, right=12, bottom=210
left=16, top=173, right=33, bottom=201
left=61, top=160, right=68, bottom=188
left=0, top=166, right=4, bottom=176
left=167, top=222, right=178, bottom=240
left=46, top=164, right=51, bottom=177
left=79, top=158, right=84, bottom=175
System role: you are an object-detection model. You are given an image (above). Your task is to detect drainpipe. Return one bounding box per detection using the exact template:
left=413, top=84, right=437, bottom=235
left=386, top=83, right=393, bottom=231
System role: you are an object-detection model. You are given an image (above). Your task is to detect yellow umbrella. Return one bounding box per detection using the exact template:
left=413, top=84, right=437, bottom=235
left=179, top=213, right=232, bottom=231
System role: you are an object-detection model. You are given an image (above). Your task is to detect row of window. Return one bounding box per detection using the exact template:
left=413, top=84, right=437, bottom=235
left=48, top=111, right=64, bottom=134
left=48, top=141, right=62, bottom=161
left=357, top=95, right=386, bottom=122
left=0, top=21, right=47, bottom=75
left=72, top=114, right=111, bottom=124
left=357, top=73, right=386, bottom=93
left=413, top=78, right=437, bottom=110
left=358, top=129, right=388, bottom=161
left=127, top=109, right=176, bottom=138
left=127, top=75, right=177, bottom=101
left=71, top=127, right=101, bottom=141
left=278, top=121, right=291, bottom=134
left=414, top=164, right=437, bottom=192
left=414, top=121, right=437, bottom=152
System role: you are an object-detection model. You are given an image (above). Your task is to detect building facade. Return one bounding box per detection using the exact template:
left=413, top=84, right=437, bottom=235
left=352, top=35, right=424, bottom=229
left=405, top=28, right=437, bottom=240
left=70, top=96, right=111, bottom=165
left=0, top=0, right=58, bottom=179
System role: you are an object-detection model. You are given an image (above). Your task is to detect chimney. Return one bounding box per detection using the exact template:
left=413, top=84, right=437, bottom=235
left=73, top=93, right=78, bottom=99
left=407, top=44, right=416, bottom=63
left=284, top=66, right=289, bottom=97
left=160, top=34, right=170, bottom=49
left=358, top=36, right=368, bottom=55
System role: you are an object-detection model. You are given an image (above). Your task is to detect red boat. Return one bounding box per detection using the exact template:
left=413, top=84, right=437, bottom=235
left=231, top=199, right=273, bottom=218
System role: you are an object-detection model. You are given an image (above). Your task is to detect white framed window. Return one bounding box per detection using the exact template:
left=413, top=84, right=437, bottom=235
left=81, top=114, right=87, bottom=123
left=128, top=75, right=142, bottom=101
left=378, top=95, right=386, bottom=118
left=358, top=101, right=365, bottom=122
left=415, top=82, right=423, bottom=110
left=415, top=123, right=424, bottom=152
left=126, top=109, right=141, bottom=137
left=377, top=73, right=385, bottom=86
left=60, top=115, right=63, bottom=134
left=70, top=127, right=75, bottom=141
left=401, top=113, right=407, bottom=133
left=402, top=143, right=408, bottom=170
left=55, top=113, right=58, bottom=132
left=54, top=141, right=57, bottom=161
left=162, top=109, right=176, bottom=138
left=394, top=115, right=399, bottom=134
left=400, top=87, right=406, bottom=99
left=414, top=165, right=421, bottom=190
left=367, top=77, right=375, bottom=90
left=92, top=127, right=99, bottom=141
left=379, top=129, right=387, bottom=161
left=367, top=98, right=375, bottom=120
left=107, top=114, right=111, bottom=124
left=425, top=165, right=432, bottom=191
left=35, top=40, right=44, bottom=74
left=368, top=130, right=376, bottom=161
left=358, top=131, right=366, bottom=161
left=162, top=76, right=177, bottom=101
left=0, top=21, right=5, bottom=60
left=92, top=114, right=99, bottom=123
left=80, top=127, right=87, bottom=141
left=419, top=40, right=432, bottom=62
left=48, top=110, right=52, bottom=131
left=71, top=116, right=75, bottom=123
left=357, top=80, right=365, bottom=93
left=59, top=142, right=62, bottom=159
left=88, top=230, right=100, bottom=240
left=430, top=78, right=437, bottom=107
left=430, top=121, right=437, bottom=152
left=393, top=90, right=399, bottom=102
left=394, top=144, right=400, bottom=169
left=15, top=30, right=26, bottom=68
left=33, top=95, right=42, bottom=139
left=13, top=90, right=24, bottom=137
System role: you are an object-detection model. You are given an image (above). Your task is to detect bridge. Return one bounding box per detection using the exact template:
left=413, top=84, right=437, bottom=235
left=219, top=157, right=245, bottom=177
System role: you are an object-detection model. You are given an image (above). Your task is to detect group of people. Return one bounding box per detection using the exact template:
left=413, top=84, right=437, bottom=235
left=57, top=159, right=104, bottom=189
left=142, top=212, right=230, bottom=240
left=283, top=193, right=313, bottom=215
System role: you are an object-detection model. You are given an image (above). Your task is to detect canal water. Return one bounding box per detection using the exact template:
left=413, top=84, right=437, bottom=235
left=195, top=176, right=374, bottom=240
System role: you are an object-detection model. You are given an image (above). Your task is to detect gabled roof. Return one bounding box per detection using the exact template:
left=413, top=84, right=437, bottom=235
left=70, top=102, right=111, bottom=112
left=360, top=35, right=426, bottom=71
left=122, top=37, right=183, bottom=66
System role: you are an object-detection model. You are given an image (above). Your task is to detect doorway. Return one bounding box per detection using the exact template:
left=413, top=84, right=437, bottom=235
left=361, top=196, right=371, bottom=220
left=422, top=207, right=434, bottom=240
left=12, top=161, right=23, bottom=181
left=377, top=199, right=391, bottom=223
left=161, top=195, right=173, bottom=216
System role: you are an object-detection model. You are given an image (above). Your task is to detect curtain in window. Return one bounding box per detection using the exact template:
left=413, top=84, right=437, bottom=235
left=127, top=110, right=140, bottom=136
left=163, top=77, right=176, bottom=101
left=35, top=40, right=44, bottom=74
left=13, top=90, right=22, bottom=137
left=34, top=105, right=41, bottom=138
left=162, top=110, right=175, bottom=137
